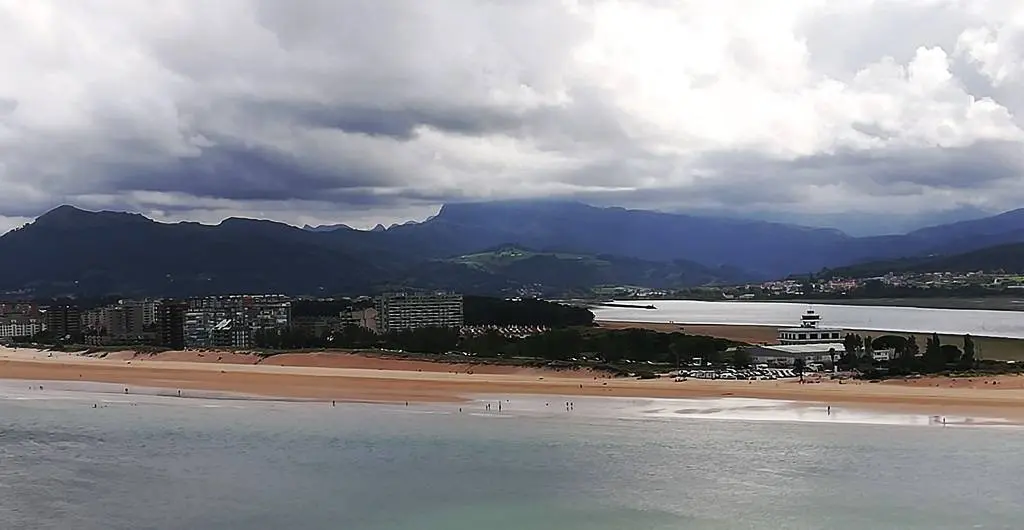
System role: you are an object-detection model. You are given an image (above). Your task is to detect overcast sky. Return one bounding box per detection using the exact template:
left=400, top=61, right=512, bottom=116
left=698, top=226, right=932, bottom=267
left=2, top=0, right=1023, bottom=235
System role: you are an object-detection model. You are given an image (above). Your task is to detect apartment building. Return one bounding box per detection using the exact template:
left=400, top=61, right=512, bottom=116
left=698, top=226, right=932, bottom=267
left=45, top=305, right=81, bottom=340
left=0, top=315, right=44, bottom=339
left=157, top=300, right=187, bottom=350
left=184, top=295, right=291, bottom=348
left=375, top=292, right=464, bottom=333
left=80, top=299, right=155, bottom=343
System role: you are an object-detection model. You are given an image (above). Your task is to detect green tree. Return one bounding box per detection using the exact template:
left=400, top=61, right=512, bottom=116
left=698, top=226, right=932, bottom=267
left=732, top=348, right=752, bottom=369
left=872, top=335, right=909, bottom=355
left=793, top=357, right=806, bottom=382
left=960, top=334, right=976, bottom=370
left=843, top=333, right=862, bottom=355
left=669, top=340, right=684, bottom=371
left=924, top=333, right=944, bottom=372
left=839, top=350, right=860, bottom=370
left=904, top=335, right=919, bottom=357
left=940, top=344, right=963, bottom=366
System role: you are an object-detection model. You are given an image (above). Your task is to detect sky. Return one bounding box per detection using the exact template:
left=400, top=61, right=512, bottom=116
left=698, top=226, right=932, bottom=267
left=1, top=0, right=1023, bottom=236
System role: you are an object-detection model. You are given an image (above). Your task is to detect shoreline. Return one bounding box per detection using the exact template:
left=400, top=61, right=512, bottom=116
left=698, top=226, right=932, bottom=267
left=3, top=347, right=1024, bottom=423
left=600, top=297, right=1024, bottom=312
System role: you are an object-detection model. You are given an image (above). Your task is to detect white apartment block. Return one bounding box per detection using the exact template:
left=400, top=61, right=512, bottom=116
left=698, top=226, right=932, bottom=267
left=375, top=292, right=464, bottom=333
left=0, top=319, right=43, bottom=338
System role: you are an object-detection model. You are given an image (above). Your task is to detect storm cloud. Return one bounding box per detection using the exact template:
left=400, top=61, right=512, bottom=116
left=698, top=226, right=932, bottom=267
left=2, top=0, right=1024, bottom=234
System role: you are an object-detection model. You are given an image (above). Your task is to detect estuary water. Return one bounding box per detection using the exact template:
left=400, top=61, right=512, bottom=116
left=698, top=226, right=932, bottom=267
left=2, top=383, right=1022, bottom=529
left=593, top=300, right=1024, bottom=338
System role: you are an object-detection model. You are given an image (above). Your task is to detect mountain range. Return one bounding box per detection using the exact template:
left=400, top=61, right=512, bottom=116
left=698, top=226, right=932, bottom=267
left=1, top=200, right=1023, bottom=298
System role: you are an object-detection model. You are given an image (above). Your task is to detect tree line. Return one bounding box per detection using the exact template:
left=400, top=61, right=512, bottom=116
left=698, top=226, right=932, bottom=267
left=839, top=332, right=978, bottom=375
left=253, top=324, right=739, bottom=366
left=290, top=296, right=595, bottom=327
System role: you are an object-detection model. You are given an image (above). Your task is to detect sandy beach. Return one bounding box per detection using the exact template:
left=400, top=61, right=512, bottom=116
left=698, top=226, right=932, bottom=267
left=3, top=346, right=1024, bottom=422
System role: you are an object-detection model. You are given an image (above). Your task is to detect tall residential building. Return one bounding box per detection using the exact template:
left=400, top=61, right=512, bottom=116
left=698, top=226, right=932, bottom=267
left=45, top=305, right=81, bottom=340
left=184, top=295, right=292, bottom=348
left=80, top=300, right=153, bottom=342
left=157, top=300, right=187, bottom=350
left=375, top=292, right=464, bottom=333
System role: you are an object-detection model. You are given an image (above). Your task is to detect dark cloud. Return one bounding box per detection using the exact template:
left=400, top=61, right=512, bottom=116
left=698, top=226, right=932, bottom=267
left=1, top=0, right=1024, bottom=235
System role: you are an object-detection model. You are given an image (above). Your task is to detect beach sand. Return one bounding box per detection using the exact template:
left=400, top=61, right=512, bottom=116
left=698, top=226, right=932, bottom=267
left=3, top=346, right=1024, bottom=422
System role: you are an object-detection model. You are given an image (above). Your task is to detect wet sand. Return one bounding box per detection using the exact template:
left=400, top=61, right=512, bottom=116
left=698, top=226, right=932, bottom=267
left=3, top=347, right=1024, bottom=422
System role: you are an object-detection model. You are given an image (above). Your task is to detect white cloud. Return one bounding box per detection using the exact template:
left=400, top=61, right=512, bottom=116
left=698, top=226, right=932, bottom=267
left=1, top=0, right=1023, bottom=234
left=957, top=17, right=1024, bottom=86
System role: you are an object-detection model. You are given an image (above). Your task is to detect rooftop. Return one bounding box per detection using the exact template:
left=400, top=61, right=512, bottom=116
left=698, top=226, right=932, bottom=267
left=758, top=343, right=846, bottom=354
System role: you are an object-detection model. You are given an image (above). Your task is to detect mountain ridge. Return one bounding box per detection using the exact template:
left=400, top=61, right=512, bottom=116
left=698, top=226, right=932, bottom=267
left=4, top=201, right=1024, bottom=297
left=825, top=241, right=1024, bottom=278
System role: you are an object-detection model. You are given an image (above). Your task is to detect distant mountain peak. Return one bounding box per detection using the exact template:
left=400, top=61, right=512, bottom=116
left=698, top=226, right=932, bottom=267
left=303, top=223, right=354, bottom=233
left=37, top=204, right=90, bottom=220
left=370, top=224, right=387, bottom=232
left=33, top=204, right=149, bottom=228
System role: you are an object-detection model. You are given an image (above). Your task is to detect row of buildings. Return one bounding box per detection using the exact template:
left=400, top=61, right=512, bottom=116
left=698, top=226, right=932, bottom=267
left=182, top=292, right=465, bottom=348
left=183, top=295, right=291, bottom=349
left=0, top=304, right=82, bottom=341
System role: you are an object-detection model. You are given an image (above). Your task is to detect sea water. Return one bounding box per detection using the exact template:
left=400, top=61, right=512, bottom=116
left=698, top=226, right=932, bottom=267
left=593, top=300, right=1024, bottom=338
left=2, top=384, right=1022, bottom=529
